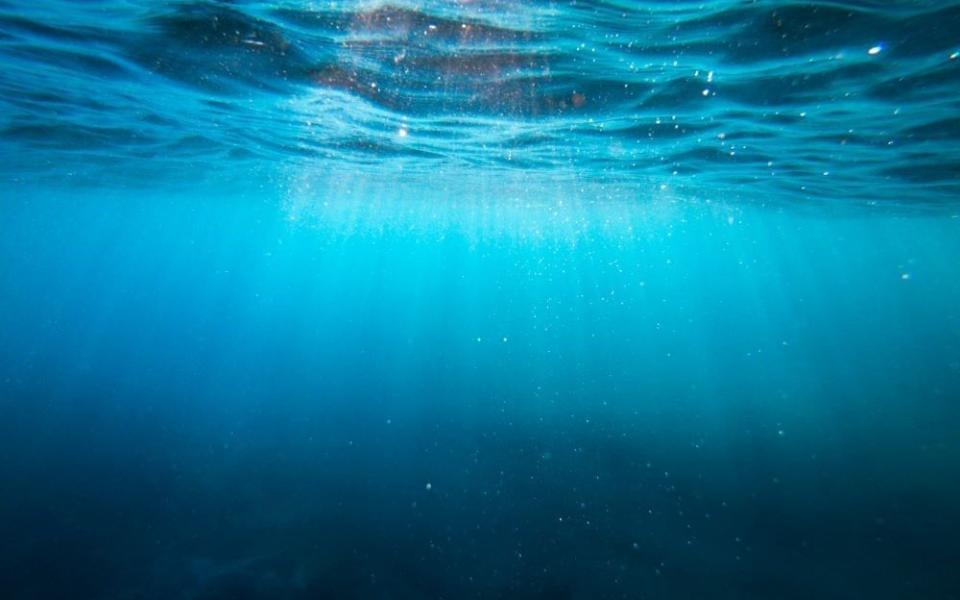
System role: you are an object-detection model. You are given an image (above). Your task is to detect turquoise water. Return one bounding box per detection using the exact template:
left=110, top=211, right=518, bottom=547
left=2, top=2, right=960, bottom=599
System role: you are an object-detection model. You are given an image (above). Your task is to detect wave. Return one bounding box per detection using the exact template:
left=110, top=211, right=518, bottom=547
left=1, top=0, right=958, bottom=205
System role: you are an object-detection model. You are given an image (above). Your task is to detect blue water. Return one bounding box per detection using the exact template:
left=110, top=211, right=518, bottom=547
left=2, top=2, right=960, bottom=599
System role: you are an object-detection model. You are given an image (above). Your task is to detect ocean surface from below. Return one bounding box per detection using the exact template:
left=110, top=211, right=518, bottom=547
left=1, top=1, right=960, bottom=598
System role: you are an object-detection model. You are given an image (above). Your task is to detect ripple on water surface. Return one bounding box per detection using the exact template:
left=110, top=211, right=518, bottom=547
left=0, top=1, right=958, bottom=205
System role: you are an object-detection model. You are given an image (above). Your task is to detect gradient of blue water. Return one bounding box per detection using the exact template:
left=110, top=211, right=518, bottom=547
left=2, top=1, right=960, bottom=599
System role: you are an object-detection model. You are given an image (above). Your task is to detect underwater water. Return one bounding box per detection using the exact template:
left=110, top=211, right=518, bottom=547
left=2, top=1, right=960, bottom=598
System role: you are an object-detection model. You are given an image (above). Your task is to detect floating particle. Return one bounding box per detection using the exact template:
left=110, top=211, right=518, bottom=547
left=901, top=273, right=911, bottom=280
left=397, top=127, right=408, bottom=138
left=425, top=482, right=432, bottom=491
left=951, top=52, right=959, bottom=60
left=701, top=88, right=710, bottom=96
left=868, top=45, right=883, bottom=55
